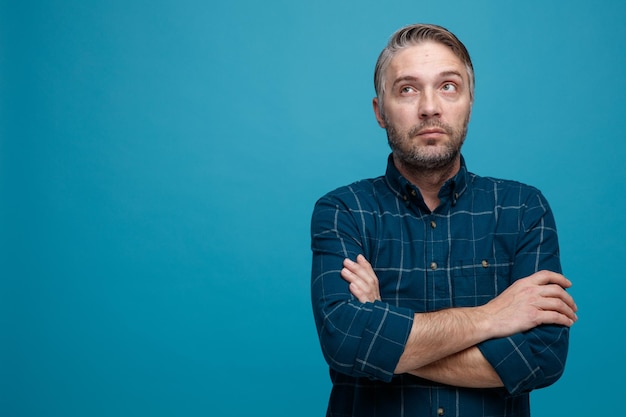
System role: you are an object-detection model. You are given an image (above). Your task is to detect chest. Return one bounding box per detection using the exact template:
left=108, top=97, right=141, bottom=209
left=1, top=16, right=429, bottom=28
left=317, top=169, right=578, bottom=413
left=362, top=206, right=520, bottom=311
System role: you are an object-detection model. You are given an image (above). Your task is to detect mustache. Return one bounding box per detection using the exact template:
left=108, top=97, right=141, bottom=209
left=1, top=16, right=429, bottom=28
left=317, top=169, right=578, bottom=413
left=407, top=120, right=453, bottom=137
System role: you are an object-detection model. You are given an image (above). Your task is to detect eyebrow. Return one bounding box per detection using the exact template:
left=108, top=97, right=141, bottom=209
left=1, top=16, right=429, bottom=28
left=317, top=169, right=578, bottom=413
left=391, top=70, right=464, bottom=89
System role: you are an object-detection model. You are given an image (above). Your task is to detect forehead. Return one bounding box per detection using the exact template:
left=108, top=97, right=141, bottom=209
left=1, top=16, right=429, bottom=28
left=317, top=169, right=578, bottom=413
left=386, top=41, right=467, bottom=81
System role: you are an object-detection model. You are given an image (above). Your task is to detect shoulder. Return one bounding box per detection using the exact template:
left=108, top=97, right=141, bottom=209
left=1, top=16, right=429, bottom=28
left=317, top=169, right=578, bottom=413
left=466, top=172, right=555, bottom=222
left=315, top=175, right=388, bottom=208
left=468, top=172, right=546, bottom=200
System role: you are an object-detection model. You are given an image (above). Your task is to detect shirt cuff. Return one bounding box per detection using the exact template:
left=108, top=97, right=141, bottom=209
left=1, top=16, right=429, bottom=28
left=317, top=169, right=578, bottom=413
left=354, top=301, right=414, bottom=382
left=477, top=333, right=542, bottom=395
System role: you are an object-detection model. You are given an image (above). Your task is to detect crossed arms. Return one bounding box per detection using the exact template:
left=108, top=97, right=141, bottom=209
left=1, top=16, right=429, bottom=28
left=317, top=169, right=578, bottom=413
left=311, top=183, right=577, bottom=393
left=341, top=255, right=578, bottom=388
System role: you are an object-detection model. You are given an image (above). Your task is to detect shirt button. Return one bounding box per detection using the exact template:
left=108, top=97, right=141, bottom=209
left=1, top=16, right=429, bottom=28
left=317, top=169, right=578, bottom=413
left=437, top=407, right=445, bottom=416
left=430, top=220, right=436, bottom=229
left=411, top=189, right=417, bottom=197
left=430, top=262, right=437, bottom=270
left=482, top=259, right=489, bottom=268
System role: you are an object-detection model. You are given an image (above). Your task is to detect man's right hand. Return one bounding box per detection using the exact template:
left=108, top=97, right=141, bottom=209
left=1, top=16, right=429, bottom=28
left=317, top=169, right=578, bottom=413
left=477, top=270, right=578, bottom=339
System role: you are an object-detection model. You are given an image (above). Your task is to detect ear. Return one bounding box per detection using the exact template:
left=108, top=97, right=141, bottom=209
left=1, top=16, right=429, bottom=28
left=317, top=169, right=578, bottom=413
left=372, top=97, right=386, bottom=128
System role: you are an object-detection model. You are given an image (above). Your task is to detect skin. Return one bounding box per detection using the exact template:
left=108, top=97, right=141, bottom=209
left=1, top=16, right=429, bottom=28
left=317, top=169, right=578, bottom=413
left=339, top=42, right=579, bottom=388
left=373, top=41, right=473, bottom=211
left=342, top=256, right=577, bottom=387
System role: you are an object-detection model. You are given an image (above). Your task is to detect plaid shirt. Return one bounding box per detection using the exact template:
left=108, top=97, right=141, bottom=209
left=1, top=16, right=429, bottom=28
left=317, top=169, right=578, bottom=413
left=310, top=155, right=569, bottom=417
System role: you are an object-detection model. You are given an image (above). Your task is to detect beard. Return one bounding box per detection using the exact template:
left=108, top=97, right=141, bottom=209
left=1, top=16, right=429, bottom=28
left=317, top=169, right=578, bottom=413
left=385, top=115, right=469, bottom=171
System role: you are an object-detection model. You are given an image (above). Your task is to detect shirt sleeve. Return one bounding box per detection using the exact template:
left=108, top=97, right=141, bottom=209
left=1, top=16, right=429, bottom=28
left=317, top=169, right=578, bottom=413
left=477, top=189, right=570, bottom=395
left=310, top=192, right=414, bottom=382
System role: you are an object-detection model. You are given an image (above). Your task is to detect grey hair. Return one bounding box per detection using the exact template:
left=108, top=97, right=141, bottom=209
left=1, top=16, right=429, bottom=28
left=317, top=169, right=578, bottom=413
left=374, top=24, right=475, bottom=108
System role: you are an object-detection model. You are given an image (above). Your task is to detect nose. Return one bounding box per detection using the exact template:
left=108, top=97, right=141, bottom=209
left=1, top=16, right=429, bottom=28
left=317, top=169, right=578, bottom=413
left=419, top=89, right=441, bottom=119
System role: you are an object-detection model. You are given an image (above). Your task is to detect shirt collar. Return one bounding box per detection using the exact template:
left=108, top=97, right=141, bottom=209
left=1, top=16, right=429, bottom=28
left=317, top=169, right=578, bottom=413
left=384, top=153, right=469, bottom=210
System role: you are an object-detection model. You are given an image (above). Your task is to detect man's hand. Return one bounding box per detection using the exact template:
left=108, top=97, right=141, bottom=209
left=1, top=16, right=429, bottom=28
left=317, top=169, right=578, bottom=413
left=341, top=255, right=578, bottom=376
left=342, top=256, right=577, bottom=333
left=477, top=270, right=578, bottom=338
left=341, top=255, right=381, bottom=303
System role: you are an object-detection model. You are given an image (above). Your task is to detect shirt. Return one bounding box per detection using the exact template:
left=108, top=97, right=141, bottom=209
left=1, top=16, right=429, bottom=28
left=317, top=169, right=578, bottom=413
left=310, top=155, right=569, bottom=417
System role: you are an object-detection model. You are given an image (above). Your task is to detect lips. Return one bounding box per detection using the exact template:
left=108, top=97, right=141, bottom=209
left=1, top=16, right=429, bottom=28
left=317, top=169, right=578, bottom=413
left=407, top=122, right=451, bottom=138
left=416, top=128, right=446, bottom=136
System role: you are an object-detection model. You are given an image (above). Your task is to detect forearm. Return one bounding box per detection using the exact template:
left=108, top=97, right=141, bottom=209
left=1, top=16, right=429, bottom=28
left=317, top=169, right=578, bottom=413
left=408, top=346, right=503, bottom=388
left=394, top=271, right=576, bottom=376
left=394, top=308, right=492, bottom=374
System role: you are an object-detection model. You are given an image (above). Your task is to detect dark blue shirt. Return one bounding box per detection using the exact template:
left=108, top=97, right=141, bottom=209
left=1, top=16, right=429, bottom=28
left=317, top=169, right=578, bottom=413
left=310, top=155, right=569, bottom=417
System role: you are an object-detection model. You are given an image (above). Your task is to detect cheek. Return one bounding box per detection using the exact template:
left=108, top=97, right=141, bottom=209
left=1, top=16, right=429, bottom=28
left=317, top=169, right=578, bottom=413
left=454, top=101, right=472, bottom=119
left=445, top=105, right=470, bottom=126
left=385, top=107, right=417, bottom=128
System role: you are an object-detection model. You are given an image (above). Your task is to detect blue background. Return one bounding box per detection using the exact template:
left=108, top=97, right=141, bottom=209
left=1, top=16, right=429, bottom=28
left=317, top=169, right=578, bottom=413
left=2, top=1, right=625, bottom=416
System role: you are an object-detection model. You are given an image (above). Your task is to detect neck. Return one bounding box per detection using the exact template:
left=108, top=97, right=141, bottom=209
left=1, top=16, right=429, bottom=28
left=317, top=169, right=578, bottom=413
left=393, top=154, right=461, bottom=211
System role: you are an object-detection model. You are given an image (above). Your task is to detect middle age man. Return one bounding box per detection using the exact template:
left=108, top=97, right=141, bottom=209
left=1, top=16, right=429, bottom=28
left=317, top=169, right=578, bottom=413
left=310, top=23, right=577, bottom=417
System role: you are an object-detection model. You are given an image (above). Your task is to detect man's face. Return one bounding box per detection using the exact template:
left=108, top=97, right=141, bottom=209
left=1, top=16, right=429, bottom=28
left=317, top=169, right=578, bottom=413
left=374, top=41, right=473, bottom=171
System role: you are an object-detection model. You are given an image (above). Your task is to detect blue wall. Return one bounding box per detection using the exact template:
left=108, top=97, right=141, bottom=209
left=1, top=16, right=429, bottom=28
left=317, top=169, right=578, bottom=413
left=2, top=1, right=625, bottom=416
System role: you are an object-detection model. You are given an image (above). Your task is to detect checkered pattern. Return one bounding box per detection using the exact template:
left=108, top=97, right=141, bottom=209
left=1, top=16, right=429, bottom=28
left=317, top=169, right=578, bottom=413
left=310, top=155, right=569, bottom=417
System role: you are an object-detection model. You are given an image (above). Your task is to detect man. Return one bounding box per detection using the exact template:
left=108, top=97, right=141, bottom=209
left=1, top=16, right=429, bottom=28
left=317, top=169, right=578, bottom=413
left=310, top=24, right=577, bottom=417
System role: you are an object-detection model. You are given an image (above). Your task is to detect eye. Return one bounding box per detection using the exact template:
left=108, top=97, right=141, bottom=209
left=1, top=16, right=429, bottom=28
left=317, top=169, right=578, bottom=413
left=441, top=83, right=457, bottom=93
left=400, top=86, right=416, bottom=94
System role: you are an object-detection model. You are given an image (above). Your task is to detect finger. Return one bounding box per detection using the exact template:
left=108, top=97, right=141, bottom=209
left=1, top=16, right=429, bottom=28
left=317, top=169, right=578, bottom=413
left=343, top=259, right=366, bottom=278
left=341, top=267, right=358, bottom=283
left=349, top=281, right=378, bottom=303
left=536, top=309, right=576, bottom=327
left=343, top=259, right=377, bottom=283
left=531, top=270, right=572, bottom=288
left=344, top=270, right=372, bottom=298
left=349, top=282, right=368, bottom=303
left=343, top=258, right=365, bottom=274
left=540, top=284, right=578, bottom=312
left=341, top=268, right=376, bottom=295
left=343, top=257, right=356, bottom=268
left=534, top=297, right=579, bottom=322
left=356, top=254, right=372, bottom=268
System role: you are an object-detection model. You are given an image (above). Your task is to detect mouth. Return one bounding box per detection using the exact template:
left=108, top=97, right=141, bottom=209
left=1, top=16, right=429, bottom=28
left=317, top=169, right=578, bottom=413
left=415, top=128, right=447, bottom=139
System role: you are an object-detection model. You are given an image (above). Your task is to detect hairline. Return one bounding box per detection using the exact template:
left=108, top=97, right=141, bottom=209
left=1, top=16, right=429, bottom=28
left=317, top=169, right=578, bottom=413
left=374, top=25, right=475, bottom=110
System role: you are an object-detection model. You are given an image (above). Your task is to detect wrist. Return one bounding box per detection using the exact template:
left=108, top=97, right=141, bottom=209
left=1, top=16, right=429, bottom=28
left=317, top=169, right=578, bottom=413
left=466, top=305, right=495, bottom=343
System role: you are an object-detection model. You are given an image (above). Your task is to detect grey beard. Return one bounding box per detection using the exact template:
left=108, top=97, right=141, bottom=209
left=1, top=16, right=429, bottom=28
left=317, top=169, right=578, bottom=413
left=388, top=135, right=460, bottom=170
left=385, top=120, right=467, bottom=171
